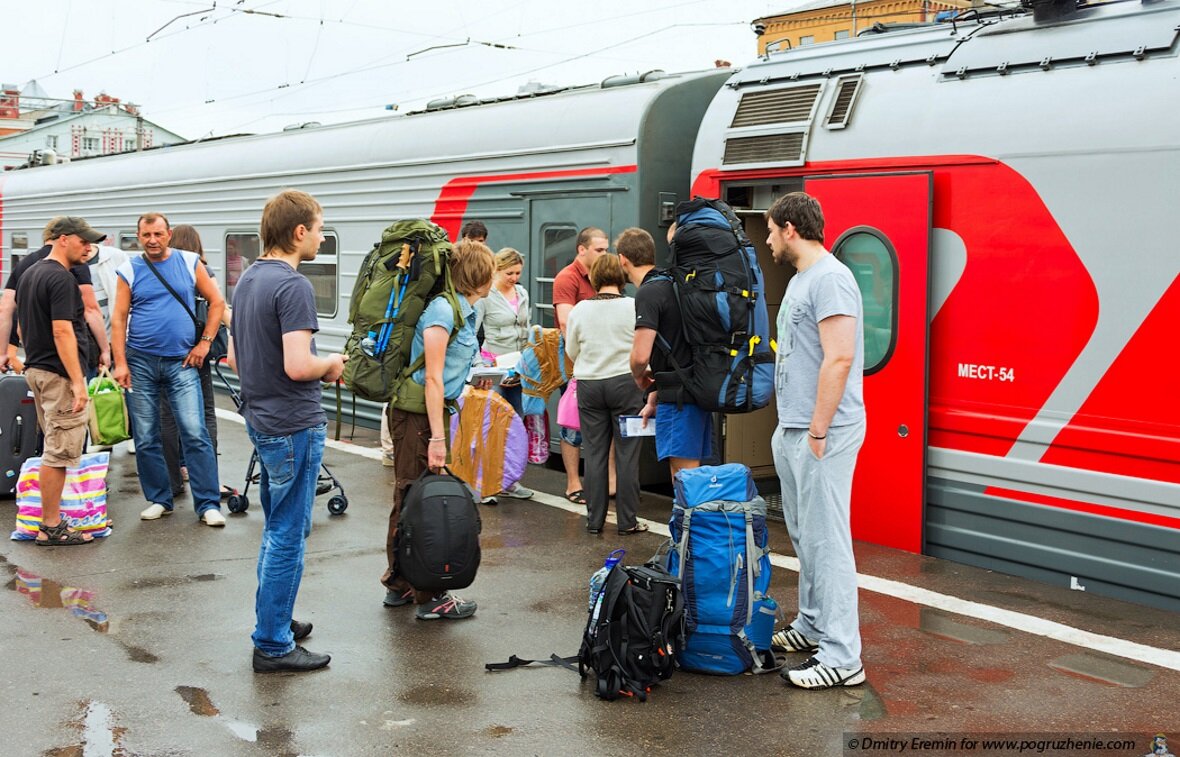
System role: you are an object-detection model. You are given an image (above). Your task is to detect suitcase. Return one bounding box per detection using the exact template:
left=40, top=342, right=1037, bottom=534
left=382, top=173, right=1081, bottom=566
left=0, top=373, right=43, bottom=496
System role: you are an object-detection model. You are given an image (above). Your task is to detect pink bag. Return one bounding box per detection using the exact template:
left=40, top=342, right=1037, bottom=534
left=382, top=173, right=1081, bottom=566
left=525, top=410, right=550, bottom=464
left=557, top=379, right=580, bottom=431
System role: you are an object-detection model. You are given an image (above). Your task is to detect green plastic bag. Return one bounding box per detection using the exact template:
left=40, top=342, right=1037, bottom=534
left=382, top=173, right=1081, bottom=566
left=87, top=369, right=131, bottom=446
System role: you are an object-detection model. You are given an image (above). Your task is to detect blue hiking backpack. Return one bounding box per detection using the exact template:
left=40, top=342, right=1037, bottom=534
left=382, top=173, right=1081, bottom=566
left=652, top=197, right=774, bottom=413
left=666, top=463, right=778, bottom=675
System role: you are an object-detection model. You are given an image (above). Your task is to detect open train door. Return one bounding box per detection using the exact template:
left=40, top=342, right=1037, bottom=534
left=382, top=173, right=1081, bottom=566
left=803, top=173, right=931, bottom=553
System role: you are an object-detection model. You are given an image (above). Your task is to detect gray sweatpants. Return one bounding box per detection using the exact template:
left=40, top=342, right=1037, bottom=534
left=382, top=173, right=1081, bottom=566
left=772, top=419, right=866, bottom=669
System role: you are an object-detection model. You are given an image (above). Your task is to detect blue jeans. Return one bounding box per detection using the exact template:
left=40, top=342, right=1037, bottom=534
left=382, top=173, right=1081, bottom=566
left=125, top=349, right=220, bottom=515
left=247, top=422, right=326, bottom=657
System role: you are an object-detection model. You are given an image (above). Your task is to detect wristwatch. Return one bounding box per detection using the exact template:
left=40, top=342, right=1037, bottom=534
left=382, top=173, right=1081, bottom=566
left=200, top=335, right=215, bottom=343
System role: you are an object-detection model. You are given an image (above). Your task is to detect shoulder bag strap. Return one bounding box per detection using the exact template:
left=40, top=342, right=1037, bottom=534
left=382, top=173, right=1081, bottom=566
left=140, top=255, right=199, bottom=329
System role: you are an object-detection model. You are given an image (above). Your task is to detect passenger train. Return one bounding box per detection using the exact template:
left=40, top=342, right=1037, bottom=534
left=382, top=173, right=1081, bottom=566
left=1, top=0, right=1177, bottom=611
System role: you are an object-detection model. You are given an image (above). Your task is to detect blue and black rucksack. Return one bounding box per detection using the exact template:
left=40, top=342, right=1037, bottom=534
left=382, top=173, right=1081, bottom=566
left=652, top=197, right=774, bottom=413
left=666, top=463, right=779, bottom=675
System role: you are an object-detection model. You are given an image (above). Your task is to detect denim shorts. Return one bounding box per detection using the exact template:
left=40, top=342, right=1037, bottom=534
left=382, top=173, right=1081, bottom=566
left=559, top=425, right=582, bottom=446
left=655, top=402, right=712, bottom=461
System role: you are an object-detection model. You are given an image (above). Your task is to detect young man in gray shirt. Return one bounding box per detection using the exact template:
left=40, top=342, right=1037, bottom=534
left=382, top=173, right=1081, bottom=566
left=766, top=191, right=867, bottom=689
left=229, top=190, right=346, bottom=674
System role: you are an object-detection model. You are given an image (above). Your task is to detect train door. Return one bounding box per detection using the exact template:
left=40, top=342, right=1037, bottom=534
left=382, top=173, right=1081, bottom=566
left=803, top=173, right=931, bottom=553
left=527, top=194, right=612, bottom=328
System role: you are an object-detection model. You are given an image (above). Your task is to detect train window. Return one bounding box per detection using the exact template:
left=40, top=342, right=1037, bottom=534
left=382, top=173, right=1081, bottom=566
left=299, top=233, right=338, bottom=317
left=119, top=233, right=140, bottom=252
left=832, top=228, right=897, bottom=374
left=799, top=35, right=815, bottom=46
left=12, top=232, right=28, bottom=250
left=536, top=224, right=578, bottom=329
left=225, top=232, right=261, bottom=303
left=834, top=30, right=850, bottom=40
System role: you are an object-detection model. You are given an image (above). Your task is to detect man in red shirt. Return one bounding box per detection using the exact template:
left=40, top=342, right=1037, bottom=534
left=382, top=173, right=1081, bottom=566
left=552, top=227, right=609, bottom=504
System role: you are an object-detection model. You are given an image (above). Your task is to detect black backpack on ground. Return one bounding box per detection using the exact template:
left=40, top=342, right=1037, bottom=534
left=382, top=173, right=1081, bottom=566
left=396, top=470, right=481, bottom=592
left=485, top=561, right=685, bottom=702
left=652, top=197, right=774, bottom=413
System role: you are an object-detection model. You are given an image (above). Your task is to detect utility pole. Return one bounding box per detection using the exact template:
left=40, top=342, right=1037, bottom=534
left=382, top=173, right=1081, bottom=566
left=852, top=0, right=858, bottom=36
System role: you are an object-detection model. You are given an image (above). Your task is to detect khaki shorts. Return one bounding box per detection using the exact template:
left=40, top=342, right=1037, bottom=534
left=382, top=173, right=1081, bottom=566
left=25, top=367, right=88, bottom=469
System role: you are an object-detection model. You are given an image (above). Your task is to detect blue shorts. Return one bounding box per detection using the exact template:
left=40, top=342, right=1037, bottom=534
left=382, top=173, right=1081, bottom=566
left=559, top=425, right=582, bottom=446
left=655, top=402, right=712, bottom=461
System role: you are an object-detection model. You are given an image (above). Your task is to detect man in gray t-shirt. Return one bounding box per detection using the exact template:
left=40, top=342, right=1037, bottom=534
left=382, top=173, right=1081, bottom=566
left=229, top=190, right=346, bottom=675
left=765, top=191, right=867, bottom=691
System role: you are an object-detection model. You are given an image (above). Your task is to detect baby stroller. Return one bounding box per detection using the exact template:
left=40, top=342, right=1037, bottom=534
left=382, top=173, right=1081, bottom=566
left=212, top=362, right=348, bottom=515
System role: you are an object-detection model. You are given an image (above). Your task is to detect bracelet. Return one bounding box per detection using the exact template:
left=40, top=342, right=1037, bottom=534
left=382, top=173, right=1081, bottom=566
left=428, top=436, right=445, bottom=443
left=199, top=335, right=215, bottom=343
left=808, top=430, right=826, bottom=440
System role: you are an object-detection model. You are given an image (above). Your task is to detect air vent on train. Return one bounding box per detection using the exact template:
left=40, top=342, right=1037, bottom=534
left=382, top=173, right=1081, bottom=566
left=729, top=83, right=823, bottom=128
left=824, top=75, right=862, bottom=130
left=722, top=132, right=805, bottom=165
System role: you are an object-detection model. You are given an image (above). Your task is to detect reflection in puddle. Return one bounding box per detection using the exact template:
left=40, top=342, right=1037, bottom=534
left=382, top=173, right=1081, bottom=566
left=919, top=608, right=1009, bottom=646
left=175, top=686, right=261, bottom=743
left=13, top=569, right=109, bottom=632
left=1049, top=652, right=1156, bottom=688
left=44, top=700, right=126, bottom=756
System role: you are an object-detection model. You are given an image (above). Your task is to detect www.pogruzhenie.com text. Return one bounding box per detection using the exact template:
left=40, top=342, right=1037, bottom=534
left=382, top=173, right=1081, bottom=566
left=844, top=733, right=1144, bottom=755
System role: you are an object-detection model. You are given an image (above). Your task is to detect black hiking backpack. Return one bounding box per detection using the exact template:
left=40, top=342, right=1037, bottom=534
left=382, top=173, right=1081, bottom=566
left=652, top=197, right=775, bottom=413
left=396, top=470, right=482, bottom=592
left=578, top=562, right=684, bottom=701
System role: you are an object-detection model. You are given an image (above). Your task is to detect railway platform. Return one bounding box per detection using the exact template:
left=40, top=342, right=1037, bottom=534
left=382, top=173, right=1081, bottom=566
left=1, top=399, right=1178, bottom=757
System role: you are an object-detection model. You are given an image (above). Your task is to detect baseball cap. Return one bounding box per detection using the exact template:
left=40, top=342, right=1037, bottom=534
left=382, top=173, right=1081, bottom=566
left=46, top=216, right=106, bottom=244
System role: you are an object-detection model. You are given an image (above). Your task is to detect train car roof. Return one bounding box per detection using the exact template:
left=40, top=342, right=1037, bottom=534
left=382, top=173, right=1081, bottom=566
left=1, top=69, right=725, bottom=196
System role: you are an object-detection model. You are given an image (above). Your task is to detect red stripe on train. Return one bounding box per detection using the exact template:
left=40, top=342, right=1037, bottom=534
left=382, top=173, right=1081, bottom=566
left=431, top=165, right=637, bottom=240
left=984, top=486, right=1180, bottom=530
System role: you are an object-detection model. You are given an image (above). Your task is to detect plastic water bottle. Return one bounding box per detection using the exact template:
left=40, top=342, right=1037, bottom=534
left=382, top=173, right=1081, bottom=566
left=589, top=549, right=626, bottom=612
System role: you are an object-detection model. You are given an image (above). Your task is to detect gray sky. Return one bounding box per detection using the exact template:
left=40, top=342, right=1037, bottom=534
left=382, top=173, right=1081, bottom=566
left=4, top=0, right=791, bottom=139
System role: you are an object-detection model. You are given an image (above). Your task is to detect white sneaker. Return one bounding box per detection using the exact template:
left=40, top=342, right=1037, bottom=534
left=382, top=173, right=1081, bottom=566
left=783, top=656, right=865, bottom=689
left=140, top=503, right=172, bottom=520
left=498, top=482, right=534, bottom=500
left=382, top=453, right=395, bottom=468
left=201, top=509, right=227, bottom=527
left=772, top=627, right=820, bottom=653
left=127, top=438, right=136, bottom=455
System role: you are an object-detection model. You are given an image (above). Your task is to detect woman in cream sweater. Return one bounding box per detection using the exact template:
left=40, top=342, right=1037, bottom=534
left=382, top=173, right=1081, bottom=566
left=565, top=254, right=647, bottom=535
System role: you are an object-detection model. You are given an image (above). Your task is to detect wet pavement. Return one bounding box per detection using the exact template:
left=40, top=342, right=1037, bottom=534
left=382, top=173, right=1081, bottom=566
left=2, top=402, right=1179, bottom=756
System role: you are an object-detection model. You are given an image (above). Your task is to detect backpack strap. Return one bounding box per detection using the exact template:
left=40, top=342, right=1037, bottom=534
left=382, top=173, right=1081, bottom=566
left=485, top=654, right=579, bottom=673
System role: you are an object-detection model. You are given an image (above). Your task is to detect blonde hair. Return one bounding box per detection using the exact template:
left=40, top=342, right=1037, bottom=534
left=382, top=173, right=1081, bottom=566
left=589, top=253, right=626, bottom=291
left=450, top=239, right=495, bottom=296
left=494, top=247, right=524, bottom=271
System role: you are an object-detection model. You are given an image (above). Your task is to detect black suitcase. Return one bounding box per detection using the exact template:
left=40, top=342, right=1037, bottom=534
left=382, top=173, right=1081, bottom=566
left=0, top=373, right=42, bottom=496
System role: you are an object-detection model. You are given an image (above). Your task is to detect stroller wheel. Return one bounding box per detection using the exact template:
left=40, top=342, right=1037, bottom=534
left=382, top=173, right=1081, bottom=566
left=327, top=495, right=348, bottom=515
left=226, top=493, right=249, bottom=513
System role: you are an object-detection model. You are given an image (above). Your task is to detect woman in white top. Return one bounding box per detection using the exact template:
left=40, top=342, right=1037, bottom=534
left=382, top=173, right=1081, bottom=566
left=565, top=253, right=647, bottom=535
left=474, top=248, right=534, bottom=500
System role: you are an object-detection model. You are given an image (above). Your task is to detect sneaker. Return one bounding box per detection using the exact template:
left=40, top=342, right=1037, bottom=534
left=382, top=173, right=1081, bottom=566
left=783, top=656, right=865, bottom=689
left=383, top=588, right=415, bottom=608
left=415, top=593, right=477, bottom=620
left=140, top=503, right=173, bottom=520
left=381, top=453, right=395, bottom=468
left=498, top=482, right=534, bottom=500
left=479, top=495, right=498, bottom=506
left=201, top=509, right=227, bottom=527
left=127, top=438, right=136, bottom=455
left=772, top=627, right=820, bottom=653
left=252, top=645, right=330, bottom=674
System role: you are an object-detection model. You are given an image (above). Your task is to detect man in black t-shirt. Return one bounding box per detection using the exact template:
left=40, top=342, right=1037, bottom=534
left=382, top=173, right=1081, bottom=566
left=620, top=226, right=713, bottom=479
left=0, top=217, right=111, bottom=374
left=15, top=217, right=107, bottom=545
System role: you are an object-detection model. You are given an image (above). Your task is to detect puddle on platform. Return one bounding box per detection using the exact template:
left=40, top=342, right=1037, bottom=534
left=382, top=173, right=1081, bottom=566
left=1048, top=652, right=1156, bottom=688
left=487, top=725, right=514, bottom=737
left=44, top=700, right=127, bottom=757
left=12, top=568, right=109, bottom=632
left=175, top=685, right=262, bottom=743
left=399, top=685, right=475, bottom=707
left=125, top=573, right=223, bottom=590
left=123, top=644, right=159, bottom=664
left=919, top=608, right=1010, bottom=645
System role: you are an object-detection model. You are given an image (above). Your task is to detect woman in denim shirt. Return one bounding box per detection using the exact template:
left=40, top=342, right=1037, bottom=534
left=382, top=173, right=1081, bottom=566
left=382, top=240, right=495, bottom=621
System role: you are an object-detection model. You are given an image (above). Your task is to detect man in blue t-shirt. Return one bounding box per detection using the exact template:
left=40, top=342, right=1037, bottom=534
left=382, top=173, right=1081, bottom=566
left=230, top=190, right=345, bottom=674
left=765, top=191, right=866, bottom=691
left=111, top=213, right=227, bottom=526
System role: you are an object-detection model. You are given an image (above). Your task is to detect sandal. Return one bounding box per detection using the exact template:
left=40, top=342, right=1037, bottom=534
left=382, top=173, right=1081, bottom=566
left=565, top=489, right=588, bottom=505
left=618, top=523, right=650, bottom=536
left=36, top=521, right=95, bottom=546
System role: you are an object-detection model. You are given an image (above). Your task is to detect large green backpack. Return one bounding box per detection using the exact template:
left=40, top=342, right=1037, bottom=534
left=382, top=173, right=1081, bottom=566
left=343, top=219, right=460, bottom=405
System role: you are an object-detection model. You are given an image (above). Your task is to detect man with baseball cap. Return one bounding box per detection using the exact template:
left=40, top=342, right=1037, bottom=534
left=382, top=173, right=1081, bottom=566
left=14, top=217, right=105, bottom=544
left=0, top=216, right=111, bottom=376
